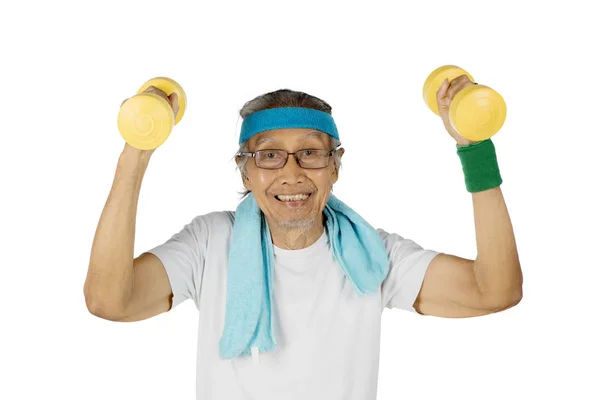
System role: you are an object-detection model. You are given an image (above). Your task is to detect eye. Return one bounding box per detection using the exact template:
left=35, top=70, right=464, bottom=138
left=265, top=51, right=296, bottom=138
left=265, top=152, right=277, bottom=158
left=303, top=150, right=314, bottom=156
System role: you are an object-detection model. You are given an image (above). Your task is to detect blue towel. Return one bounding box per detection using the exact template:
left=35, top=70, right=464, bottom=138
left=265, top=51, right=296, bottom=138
left=218, top=192, right=390, bottom=359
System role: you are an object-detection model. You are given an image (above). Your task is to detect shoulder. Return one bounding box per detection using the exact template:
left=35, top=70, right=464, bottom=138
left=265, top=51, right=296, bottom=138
left=162, top=211, right=236, bottom=257
left=201, top=210, right=235, bottom=226
left=187, top=210, right=235, bottom=234
left=375, top=227, right=431, bottom=258
left=376, top=227, right=408, bottom=249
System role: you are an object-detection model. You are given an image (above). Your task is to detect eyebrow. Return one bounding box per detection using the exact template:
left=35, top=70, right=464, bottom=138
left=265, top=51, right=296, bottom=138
left=255, top=131, right=325, bottom=147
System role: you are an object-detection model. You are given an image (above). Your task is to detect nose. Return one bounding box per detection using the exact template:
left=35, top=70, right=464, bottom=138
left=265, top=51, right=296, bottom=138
left=280, top=153, right=305, bottom=184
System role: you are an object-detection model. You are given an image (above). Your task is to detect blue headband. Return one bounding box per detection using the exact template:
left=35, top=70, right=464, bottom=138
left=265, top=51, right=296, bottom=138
left=239, top=107, right=339, bottom=144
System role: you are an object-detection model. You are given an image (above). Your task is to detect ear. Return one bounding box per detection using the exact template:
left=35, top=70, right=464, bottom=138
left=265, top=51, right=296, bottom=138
left=236, top=156, right=252, bottom=191
left=331, top=147, right=344, bottom=184
left=243, top=175, right=252, bottom=191
left=242, top=173, right=252, bottom=192
left=241, top=172, right=251, bottom=191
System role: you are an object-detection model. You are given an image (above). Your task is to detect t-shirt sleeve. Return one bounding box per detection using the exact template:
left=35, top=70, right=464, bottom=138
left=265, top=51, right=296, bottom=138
left=145, top=216, right=208, bottom=310
left=378, top=228, right=440, bottom=313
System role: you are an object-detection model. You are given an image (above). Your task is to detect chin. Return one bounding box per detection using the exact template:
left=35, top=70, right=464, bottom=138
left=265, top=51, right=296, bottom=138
left=271, top=208, right=319, bottom=230
left=276, top=217, right=316, bottom=231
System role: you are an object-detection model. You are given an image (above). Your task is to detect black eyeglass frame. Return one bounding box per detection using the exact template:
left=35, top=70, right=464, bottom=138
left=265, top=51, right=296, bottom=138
left=237, top=144, right=342, bottom=170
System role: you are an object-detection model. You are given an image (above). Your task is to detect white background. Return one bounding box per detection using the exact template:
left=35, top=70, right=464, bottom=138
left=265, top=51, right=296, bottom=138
left=1, top=0, right=598, bottom=399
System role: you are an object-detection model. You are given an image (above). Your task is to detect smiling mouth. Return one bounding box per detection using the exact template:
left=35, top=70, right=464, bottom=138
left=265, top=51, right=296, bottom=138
left=275, top=193, right=312, bottom=202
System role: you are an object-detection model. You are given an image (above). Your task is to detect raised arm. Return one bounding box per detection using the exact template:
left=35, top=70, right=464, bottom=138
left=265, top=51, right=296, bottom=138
left=413, top=187, right=523, bottom=317
left=413, top=74, right=523, bottom=317
left=83, top=143, right=173, bottom=322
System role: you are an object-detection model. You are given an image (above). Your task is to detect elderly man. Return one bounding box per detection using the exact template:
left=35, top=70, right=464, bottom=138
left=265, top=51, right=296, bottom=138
left=84, top=77, right=523, bottom=400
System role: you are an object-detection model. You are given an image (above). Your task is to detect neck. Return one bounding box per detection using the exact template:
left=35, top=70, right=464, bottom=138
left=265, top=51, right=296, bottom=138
left=267, top=213, right=325, bottom=250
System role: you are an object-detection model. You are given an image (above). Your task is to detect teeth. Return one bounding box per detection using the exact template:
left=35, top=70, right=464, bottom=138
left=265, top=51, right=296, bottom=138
left=277, top=193, right=309, bottom=201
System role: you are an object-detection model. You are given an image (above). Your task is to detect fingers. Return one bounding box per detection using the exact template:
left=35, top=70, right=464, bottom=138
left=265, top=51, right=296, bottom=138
left=436, top=78, right=451, bottom=104
left=168, top=92, right=179, bottom=116
left=144, top=85, right=169, bottom=101
left=446, top=74, right=474, bottom=99
left=143, top=86, right=179, bottom=115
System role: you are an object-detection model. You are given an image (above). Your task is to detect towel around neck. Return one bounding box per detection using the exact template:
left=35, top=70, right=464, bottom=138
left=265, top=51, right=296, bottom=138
left=218, top=192, right=389, bottom=359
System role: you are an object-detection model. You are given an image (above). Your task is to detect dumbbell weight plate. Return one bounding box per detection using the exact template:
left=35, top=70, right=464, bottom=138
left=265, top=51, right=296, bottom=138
left=117, top=77, right=187, bottom=150
left=449, top=84, right=506, bottom=142
left=423, top=65, right=474, bottom=115
left=118, top=91, right=174, bottom=150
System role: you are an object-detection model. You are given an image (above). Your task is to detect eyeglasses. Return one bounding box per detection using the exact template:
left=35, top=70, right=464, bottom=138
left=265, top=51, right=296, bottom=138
left=238, top=144, right=341, bottom=169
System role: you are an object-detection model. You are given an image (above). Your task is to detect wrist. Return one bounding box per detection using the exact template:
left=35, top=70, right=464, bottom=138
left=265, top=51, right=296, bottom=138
left=456, top=139, right=502, bottom=192
left=120, top=143, right=153, bottom=163
left=456, top=140, right=482, bottom=147
left=118, top=144, right=154, bottom=178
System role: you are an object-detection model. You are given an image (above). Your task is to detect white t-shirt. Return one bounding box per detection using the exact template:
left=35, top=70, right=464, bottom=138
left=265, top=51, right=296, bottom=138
left=148, top=210, right=439, bottom=400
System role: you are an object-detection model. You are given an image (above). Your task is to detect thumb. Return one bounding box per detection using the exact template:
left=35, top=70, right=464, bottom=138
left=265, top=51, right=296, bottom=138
left=436, top=78, right=450, bottom=103
left=169, top=93, right=179, bottom=113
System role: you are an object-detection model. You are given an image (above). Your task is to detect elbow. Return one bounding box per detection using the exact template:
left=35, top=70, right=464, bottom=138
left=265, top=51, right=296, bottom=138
left=86, top=300, right=125, bottom=321
left=477, top=261, right=523, bottom=313
left=488, top=285, right=523, bottom=313
left=505, top=273, right=524, bottom=309
left=84, top=287, right=125, bottom=321
left=502, top=289, right=523, bottom=311
left=85, top=296, right=107, bottom=319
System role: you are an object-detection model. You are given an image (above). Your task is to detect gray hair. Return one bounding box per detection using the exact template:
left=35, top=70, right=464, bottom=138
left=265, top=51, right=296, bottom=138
left=233, top=89, right=343, bottom=198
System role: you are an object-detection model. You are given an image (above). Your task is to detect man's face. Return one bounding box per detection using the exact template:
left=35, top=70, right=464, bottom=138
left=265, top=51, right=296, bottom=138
left=240, top=128, right=343, bottom=231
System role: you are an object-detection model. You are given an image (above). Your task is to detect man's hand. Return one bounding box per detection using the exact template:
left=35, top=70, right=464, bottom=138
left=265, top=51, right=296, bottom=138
left=120, top=86, right=180, bottom=117
left=436, top=75, right=478, bottom=146
left=118, top=86, right=179, bottom=156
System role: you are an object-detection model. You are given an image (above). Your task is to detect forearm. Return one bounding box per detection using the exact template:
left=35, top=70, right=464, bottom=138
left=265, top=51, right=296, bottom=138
left=471, top=186, right=523, bottom=305
left=84, top=144, right=153, bottom=316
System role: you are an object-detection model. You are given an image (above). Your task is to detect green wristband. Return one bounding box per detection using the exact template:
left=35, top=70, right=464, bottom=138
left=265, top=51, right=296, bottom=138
left=456, top=139, right=503, bottom=193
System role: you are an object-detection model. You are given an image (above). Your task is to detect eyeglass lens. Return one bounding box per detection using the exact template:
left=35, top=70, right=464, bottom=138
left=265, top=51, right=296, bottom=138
left=255, top=149, right=330, bottom=169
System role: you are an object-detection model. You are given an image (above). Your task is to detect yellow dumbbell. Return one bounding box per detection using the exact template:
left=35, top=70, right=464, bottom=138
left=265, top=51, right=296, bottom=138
left=117, top=77, right=187, bottom=150
left=423, top=65, right=506, bottom=141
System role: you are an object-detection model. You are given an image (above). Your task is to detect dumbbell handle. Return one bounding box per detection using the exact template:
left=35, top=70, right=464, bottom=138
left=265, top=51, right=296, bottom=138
left=423, top=66, right=506, bottom=141
left=136, top=77, right=186, bottom=125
